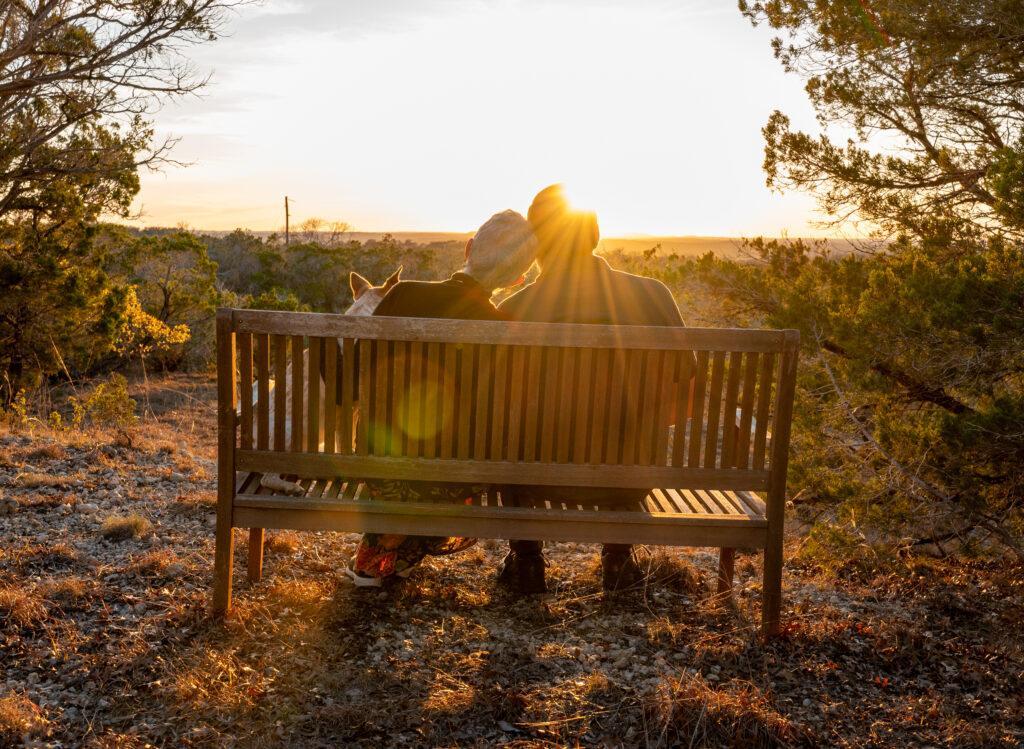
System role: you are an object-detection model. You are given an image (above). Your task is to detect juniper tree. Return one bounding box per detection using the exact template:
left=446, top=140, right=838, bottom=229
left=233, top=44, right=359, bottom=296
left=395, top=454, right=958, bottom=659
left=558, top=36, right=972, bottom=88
left=0, top=1, right=241, bottom=400
left=714, top=0, right=1024, bottom=559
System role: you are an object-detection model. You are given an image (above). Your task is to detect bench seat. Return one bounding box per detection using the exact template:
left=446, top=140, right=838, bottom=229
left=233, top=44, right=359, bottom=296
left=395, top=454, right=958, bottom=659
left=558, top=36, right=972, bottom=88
left=234, top=472, right=768, bottom=548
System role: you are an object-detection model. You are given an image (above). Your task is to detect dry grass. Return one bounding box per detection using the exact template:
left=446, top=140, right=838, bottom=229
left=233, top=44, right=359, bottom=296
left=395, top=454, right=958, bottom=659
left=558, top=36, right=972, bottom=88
left=14, top=542, right=82, bottom=573
left=130, top=548, right=179, bottom=576
left=0, top=692, right=47, bottom=745
left=265, top=531, right=301, bottom=555
left=0, top=586, right=47, bottom=629
left=15, top=471, right=66, bottom=488
left=24, top=443, right=65, bottom=461
left=646, top=676, right=806, bottom=748
left=3, top=374, right=1023, bottom=748
left=642, top=550, right=709, bottom=595
left=38, top=577, right=90, bottom=607
left=99, top=513, right=152, bottom=541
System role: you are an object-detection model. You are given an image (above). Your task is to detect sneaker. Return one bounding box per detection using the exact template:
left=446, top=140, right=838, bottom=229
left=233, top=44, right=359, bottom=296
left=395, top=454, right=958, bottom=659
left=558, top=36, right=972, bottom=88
left=496, top=551, right=547, bottom=594
left=601, top=547, right=645, bottom=592
left=344, top=566, right=383, bottom=588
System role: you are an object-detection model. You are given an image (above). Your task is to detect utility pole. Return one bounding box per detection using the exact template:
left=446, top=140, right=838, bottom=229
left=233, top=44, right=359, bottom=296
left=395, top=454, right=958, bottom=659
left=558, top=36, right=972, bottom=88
left=284, top=195, right=290, bottom=246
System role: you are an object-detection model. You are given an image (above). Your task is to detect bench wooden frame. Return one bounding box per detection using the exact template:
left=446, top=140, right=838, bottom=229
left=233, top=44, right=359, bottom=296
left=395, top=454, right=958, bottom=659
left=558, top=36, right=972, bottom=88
left=214, top=308, right=799, bottom=636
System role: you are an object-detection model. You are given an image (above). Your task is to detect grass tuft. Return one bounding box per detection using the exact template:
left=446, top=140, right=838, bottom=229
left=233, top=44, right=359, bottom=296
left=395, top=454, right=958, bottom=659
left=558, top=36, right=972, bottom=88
left=265, top=531, right=301, bottom=555
left=25, top=443, right=65, bottom=461
left=643, top=551, right=708, bottom=595
left=0, top=693, right=47, bottom=744
left=646, top=676, right=804, bottom=748
left=0, top=586, right=48, bottom=629
left=130, top=549, right=179, bottom=576
left=100, top=514, right=152, bottom=541
left=39, top=577, right=89, bottom=607
left=15, top=472, right=65, bottom=489
left=16, top=542, right=82, bottom=573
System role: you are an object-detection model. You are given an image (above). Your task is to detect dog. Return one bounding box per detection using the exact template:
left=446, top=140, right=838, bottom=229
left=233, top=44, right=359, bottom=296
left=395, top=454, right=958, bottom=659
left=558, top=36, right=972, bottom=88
left=256, top=267, right=402, bottom=495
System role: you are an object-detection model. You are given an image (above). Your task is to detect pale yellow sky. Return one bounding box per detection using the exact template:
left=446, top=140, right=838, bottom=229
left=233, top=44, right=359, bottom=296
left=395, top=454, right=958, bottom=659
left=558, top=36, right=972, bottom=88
left=131, top=0, right=832, bottom=237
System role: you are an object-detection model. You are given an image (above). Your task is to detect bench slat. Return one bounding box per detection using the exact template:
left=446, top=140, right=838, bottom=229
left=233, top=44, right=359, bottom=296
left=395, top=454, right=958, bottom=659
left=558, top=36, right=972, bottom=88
left=753, top=352, right=776, bottom=470
left=440, top=343, right=456, bottom=459
left=372, top=339, right=388, bottom=455
left=307, top=337, right=321, bottom=452
left=735, top=352, right=759, bottom=469
left=341, top=337, right=355, bottom=455
left=506, top=345, right=527, bottom=462
left=686, top=352, right=709, bottom=468
left=478, top=345, right=496, bottom=460
left=703, top=351, right=726, bottom=469
left=255, top=333, right=270, bottom=451
left=489, top=345, right=509, bottom=461
left=556, top=348, right=577, bottom=464
left=290, top=335, right=305, bottom=452
left=323, top=337, right=338, bottom=453
left=603, top=351, right=628, bottom=464
left=457, top=342, right=475, bottom=459
left=273, top=335, right=287, bottom=451
left=234, top=504, right=768, bottom=548
left=588, top=349, right=612, bottom=464
left=236, top=451, right=770, bottom=491
left=669, top=351, right=692, bottom=467
left=634, top=350, right=659, bottom=465
left=234, top=311, right=790, bottom=352
left=234, top=492, right=766, bottom=525
left=621, top=350, right=644, bottom=466
left=383, top=340, right=401, bottom=456
left=720, top=351, right=744, bottom=468
left=357, top=339, right=370, bottom=455
left=239, top=333, right=253, bottom=451
left=522, top=346, right=542, bottom=461
left=539, top=347, right=560, bottom=462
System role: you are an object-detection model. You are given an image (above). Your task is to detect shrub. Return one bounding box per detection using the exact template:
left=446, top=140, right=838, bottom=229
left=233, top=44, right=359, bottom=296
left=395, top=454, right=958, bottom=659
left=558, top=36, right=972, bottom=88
left=100, top=514, right=151, bottom=541
left=70, top=373, right=137, bottom=428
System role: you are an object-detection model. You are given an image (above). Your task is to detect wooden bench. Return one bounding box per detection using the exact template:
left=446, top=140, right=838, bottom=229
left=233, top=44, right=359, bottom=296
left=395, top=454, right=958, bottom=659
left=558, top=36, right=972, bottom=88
left=214, top=308, right=799, bottom=636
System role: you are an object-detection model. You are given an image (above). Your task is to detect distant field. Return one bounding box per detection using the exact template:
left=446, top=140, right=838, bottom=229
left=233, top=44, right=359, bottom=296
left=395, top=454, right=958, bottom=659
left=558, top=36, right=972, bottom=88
left=182, top=229, right=858, bottom=258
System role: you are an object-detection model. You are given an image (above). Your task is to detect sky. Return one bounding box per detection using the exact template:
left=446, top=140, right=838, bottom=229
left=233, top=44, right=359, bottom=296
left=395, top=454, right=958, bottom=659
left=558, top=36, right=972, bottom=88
left=130, top=0, right=829, bottom=237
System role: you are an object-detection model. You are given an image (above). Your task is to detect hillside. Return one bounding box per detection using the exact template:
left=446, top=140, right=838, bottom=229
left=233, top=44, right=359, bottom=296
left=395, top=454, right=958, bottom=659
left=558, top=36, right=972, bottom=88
left=1, top=375, right=1022, bottom=746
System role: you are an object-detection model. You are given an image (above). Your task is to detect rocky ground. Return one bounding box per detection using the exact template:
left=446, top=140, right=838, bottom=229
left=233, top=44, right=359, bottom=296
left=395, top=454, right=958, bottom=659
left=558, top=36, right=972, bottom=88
left=1, top=374, right=1022, bottom=748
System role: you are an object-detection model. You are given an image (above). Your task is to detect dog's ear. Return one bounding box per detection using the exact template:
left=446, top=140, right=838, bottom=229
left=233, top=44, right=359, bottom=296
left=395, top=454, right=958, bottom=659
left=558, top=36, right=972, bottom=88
left=384, top=266, right=403, bottom=290
left=350, top=271, right=371, bottom=299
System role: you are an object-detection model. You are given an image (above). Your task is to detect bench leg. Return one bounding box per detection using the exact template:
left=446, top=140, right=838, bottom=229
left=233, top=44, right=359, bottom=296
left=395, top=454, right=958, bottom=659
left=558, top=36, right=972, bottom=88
left=247, top=528, right=265, bottom=583
left=762, top=535, right=783, bottom=639
left=717, top=547, right=735, bottom=599
left=212, top=516, right=235, bottom=617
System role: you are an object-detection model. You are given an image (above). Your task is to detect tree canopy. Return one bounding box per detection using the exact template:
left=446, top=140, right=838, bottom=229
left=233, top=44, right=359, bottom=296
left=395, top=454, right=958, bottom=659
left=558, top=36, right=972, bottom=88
left=706, top=0, right=1024, bottom=561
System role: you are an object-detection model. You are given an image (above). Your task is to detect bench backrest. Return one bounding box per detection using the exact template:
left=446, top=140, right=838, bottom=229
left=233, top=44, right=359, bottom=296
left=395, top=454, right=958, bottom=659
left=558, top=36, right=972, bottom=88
left=218, top=309, right=799, bottom=493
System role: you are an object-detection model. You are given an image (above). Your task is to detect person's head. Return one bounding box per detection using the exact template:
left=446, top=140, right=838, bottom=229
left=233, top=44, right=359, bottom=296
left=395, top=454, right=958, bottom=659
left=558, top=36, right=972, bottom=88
left=461, top=210, right=538, bottom=292
left=527, top=184, right=599, bottom=270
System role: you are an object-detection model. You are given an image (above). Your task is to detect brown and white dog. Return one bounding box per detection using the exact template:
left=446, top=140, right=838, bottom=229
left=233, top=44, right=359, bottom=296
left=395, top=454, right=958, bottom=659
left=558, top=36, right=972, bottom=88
left=257, top=267, right=402, bottom=495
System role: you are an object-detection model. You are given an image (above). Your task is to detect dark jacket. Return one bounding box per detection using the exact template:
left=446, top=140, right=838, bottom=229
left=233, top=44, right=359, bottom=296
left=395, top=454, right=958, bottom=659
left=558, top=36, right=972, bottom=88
left=361, top=273, right=501, bottom=499
left=499, top=254, right=684, bottom=329
left=373, top=273, right=503, bottom=321
left=499, top=254, right=687, bottom=507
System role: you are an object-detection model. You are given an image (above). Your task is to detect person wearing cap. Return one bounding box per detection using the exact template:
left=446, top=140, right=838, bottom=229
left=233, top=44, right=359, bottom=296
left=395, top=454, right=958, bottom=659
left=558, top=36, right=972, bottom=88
left=496, top=184, right=692, bottom=594
left=346, top=210, right=538, bottom=587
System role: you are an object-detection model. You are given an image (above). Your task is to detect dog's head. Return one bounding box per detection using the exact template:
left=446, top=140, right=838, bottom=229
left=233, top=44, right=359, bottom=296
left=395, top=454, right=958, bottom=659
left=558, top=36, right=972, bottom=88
left=346, top=266, right=402, bottom=316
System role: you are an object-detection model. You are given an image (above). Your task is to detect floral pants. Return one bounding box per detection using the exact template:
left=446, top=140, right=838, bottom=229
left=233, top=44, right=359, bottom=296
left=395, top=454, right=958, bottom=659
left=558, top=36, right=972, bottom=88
left=351, top=480, right=485, bottom=579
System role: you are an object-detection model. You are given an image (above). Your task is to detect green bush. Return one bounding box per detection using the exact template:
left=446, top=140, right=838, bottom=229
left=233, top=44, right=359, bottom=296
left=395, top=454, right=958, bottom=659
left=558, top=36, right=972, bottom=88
left=70, top=374, right=137, bottom=429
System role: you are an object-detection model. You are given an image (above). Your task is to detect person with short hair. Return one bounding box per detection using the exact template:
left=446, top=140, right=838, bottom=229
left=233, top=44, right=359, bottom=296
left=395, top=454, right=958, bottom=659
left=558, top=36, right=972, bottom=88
left=496, top=184, right=692, bottom=594
left=347, top=210, right=538, bottom=587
